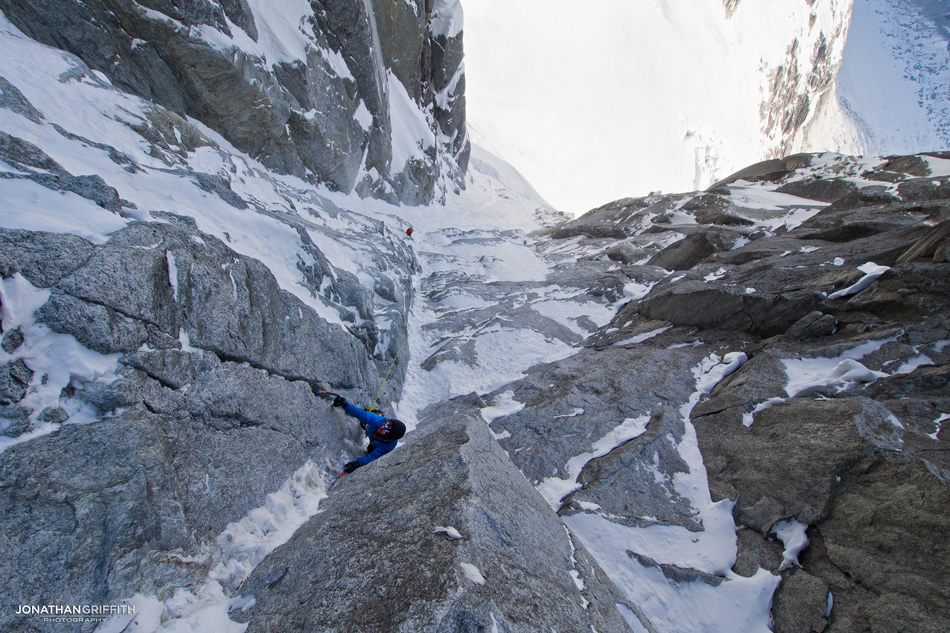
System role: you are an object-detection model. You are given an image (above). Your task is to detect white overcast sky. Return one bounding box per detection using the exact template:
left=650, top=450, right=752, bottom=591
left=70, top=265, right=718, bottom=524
left=461, top=0, right=793, bottom=215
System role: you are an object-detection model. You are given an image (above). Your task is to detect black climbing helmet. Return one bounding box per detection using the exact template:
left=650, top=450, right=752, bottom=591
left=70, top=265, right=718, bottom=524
left=379, top=419, right=406, bottom=441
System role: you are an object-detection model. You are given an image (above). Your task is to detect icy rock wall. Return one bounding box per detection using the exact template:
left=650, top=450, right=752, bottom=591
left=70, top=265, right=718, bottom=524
left=745, top=0, right=854, bottom=159
left=0, top=0, right=470, bottom=205
left=0, top=219, right=385, bottom=631
left=0, top=12, right=426, bottom=629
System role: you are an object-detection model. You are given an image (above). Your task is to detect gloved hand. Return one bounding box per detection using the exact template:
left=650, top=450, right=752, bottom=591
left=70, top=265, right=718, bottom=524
left=333, top=395, right=347, bottom=408
left=342, top=461, right=361, bottom=474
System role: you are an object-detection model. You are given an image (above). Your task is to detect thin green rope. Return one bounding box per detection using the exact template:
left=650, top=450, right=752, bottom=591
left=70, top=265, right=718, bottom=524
left=371, top=328, right=410, bottom=411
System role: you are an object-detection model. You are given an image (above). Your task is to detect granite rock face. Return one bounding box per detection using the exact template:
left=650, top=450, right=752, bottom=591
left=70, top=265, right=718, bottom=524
left=378, top=151, right=949, bottom=630
left=516, top=152, right=950, bottom=632
left=0, top=218, right=401, bottom=632
left=291, top=152, right=922, bottom=631
left=0, top=0, right=469, bottom=204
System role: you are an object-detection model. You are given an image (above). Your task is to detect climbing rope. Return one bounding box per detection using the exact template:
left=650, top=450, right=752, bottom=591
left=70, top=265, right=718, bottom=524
left=370, top=327, right=410, bottom=411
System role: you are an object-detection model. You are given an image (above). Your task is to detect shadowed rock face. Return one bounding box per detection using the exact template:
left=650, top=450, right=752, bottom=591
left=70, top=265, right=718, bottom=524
left=235, top=395, right=638, bottom=633
left=0, top=217, right=406, bottom=632
left=0, top=0, right=469, bottom=204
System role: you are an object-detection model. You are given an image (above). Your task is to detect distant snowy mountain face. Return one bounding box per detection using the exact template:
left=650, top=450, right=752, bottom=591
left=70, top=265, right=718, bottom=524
left=0, top=0, right=470, bottom=205
left=466, top=0, right=947, bottom=215
left=808, top=0, right=950, bottom=156
left=755, top=0, right=853, bottom=160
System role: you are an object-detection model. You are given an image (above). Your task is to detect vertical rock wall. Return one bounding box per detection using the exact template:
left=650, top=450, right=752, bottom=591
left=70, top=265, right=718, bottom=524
left=0, top=219, right=387, bottom=632
left=0, top=0, right=469, bottom=205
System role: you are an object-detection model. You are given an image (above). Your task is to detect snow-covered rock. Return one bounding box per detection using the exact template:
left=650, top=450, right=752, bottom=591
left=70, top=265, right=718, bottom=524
left=0, top=0, right=469, bottom=205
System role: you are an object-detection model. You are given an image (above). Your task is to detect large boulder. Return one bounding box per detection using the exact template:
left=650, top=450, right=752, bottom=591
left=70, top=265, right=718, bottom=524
left=236, top=396, right=639, bottom=633
left=689, top=316, right=950, bottom=633
left=646, top=232, right=721, bottom=271
left=813, top=458, right=950, bottom=633
left=694, top=395, right=898, bottom=532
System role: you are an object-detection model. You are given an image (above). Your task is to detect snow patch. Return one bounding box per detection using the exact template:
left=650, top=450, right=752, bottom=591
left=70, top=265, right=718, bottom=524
left=430, top=0, right=464, bottom=38
left=827, top=262, right=890, bottom=299
left=930, top=414, right=949, bottom=440
left=354, top=100, right=373, bottom=132
left=434, top=526, right=463, bottom=540
left=166, top=251, right=180, bottom=302
left=612, top=326, right=672, bottom=347
left=479, top=391, right=525, bottom=425
left=771, top=519, right=809, bottom=570
left=742, top=398, right=786, bottom=427
left=782, top=337, right=896, bottom=397
left=893, top=354, right=934, bottom=375
left=0, top=274, right=122, bottom=452
left=322, top=45, right=354, bottom=81
left=537, top=415, right=651, bottom=510
left=388, top=71, right=435, bottom=173
left=460, top=562, right=486, bottom=585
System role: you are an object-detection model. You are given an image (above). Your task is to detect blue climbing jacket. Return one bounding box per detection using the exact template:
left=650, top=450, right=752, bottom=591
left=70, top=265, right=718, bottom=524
left=343, top=402, right=399, bottom=466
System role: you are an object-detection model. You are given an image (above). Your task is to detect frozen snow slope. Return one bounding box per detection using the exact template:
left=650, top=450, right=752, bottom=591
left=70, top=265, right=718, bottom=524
left=806, top=0, right=950, bottom=156
left=464, top=0, right=854, bottom=213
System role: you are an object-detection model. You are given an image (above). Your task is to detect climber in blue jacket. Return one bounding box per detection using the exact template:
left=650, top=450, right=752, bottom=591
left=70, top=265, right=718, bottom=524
left=333, top=395, right=406, bottom=474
